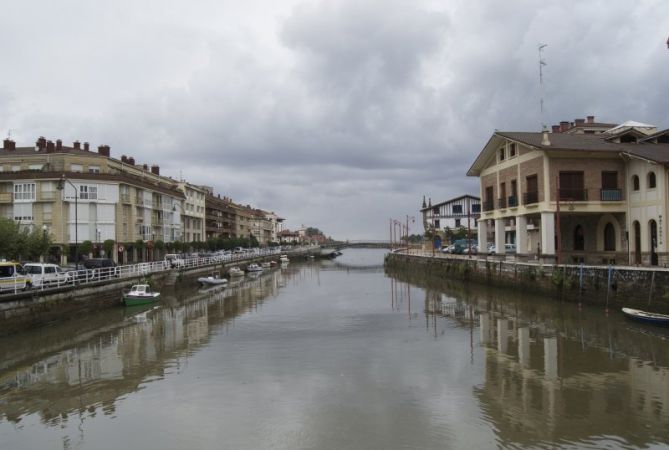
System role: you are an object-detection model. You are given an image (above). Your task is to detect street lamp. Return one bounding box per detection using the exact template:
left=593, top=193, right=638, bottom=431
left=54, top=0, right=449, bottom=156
left=56, top=174, right=78, bottom=270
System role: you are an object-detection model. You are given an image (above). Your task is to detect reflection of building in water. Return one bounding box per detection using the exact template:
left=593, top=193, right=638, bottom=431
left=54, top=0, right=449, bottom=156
left=0, top=268, right=293, bottom=426
left=476, top=309, right=669, bottom=447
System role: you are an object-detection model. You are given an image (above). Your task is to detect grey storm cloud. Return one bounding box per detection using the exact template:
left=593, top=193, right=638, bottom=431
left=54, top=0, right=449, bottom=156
left=2, top=0, right=669, bottom=238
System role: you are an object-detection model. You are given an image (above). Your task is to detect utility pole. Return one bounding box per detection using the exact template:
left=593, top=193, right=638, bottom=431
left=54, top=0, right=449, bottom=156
left=556, top=175, right=561, bottom=264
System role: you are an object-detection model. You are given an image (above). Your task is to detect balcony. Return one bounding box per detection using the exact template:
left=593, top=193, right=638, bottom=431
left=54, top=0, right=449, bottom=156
left=600, top=189, right=622, bottom=201
left=558, top=188, right=587, bottom=201
left=508, top=195, right=518, bottom=208
left=523, top=191, right=539, bottom=205
left=482, top=199, right=494, bottom=212
left=0, top=192, right=12, bottom=203
left=497, top=197, right=507, bottom=209
left=120, top=193, right=131, bottom=203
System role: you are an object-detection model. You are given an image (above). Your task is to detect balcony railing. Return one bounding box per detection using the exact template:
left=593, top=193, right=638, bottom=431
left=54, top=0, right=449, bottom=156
left=600, top=189, right=622, bottom=201
left=508, top=195, right=518, bottom=207
left=497, top=198, right=507, bottom=209
left=523, top=191, right=539, bottom=205
left=120, top=193, right=131, bottom=203
left=0, top=192, right=12, bottom=203
left=482, top=199, right=494, bottom=212
left=558, top=188, right=587, bottom=201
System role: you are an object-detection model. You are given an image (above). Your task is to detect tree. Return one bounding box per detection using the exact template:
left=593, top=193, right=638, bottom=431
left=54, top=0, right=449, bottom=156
left=103, top=239, right=115, bottom=257
left=79, top=240, right=93, bottom=258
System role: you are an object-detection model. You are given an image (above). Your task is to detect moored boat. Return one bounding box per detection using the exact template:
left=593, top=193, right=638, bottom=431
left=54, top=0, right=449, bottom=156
left=280, top=255, right=289, bottom=263
left=269, top=260, right=278, bottom=267
left=198, top=272, right=228, bottom=286
left=247, top=263, right=263, bottom=272
left=622, top=307, right=669, bottom=326
left=228, top=266, right=244, bottom=277
left=123, top=284, right=160, bottom=306
left=261, top=262, right=271, bottom=268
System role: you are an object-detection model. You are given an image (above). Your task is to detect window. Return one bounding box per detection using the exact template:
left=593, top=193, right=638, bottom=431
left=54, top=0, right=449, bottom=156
left=28, top=164, right=43, bottom=171
left=455, top=219, right=461, bottom=227
left=79, top=185, right=98, bottom=200
left=574, top=225, right=584, bottom=251
left=471, top=203, right=481, bottom=213
left=14, top=183, right=36, bottom=201
left=11, top=165, right=20, bottom=172
left=632, top=175, right=640, bottom=191
left=601, top=172, right=618, bottom=189
left=70, top=164, right=83, bottom=173
left=434, top=220, right=440, bottom=228
left=499, top=148, right=505, bottom=161
left=452, top=204, right=463, bottom=214
left=559, top=171, right=585, bottom=200
left=604, top=223, right=615, bottom=251
left=13, top=203, right=33, bottom=221
left=43, top=203, right=52, bottom=221
left=88, top=166, right=100, bottom=174
left=509, top=143, right=516, bottom=157
left=648, top=172, right=657, bottom=189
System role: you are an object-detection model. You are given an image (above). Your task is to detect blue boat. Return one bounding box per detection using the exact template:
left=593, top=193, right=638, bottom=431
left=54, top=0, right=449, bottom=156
left=622, top=307, right=669, bottom=326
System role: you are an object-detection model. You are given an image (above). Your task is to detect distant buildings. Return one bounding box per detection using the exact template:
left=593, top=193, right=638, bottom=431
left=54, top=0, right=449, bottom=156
left=0, top=137, right=288, bottom=263
left=467, top=115, right=669, bottom=266
left=420, top=194, right=480, bottom=239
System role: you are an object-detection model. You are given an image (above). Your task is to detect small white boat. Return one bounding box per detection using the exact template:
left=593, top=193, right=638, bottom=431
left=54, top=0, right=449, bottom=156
left=270, top=261, right=278, bottom=267
left=123, top=284, right=160, bottom=306
left=247, top=263, right=263, bottom=272
left=261, top=262, right=271, bottom=268
left=280, top=255, right=289, bottom=263
left=198, top=272, right=228, bottom=286
left=228, top=267, right=244, bottom=277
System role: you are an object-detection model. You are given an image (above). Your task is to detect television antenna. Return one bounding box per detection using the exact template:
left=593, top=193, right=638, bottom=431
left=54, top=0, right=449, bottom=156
left=538, top=44, right=548, bottom=128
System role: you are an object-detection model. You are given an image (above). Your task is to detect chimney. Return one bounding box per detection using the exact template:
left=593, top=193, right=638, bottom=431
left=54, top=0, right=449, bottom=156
left=83, top=142, right=90, bottom=151
left=46, top=140, right=55, bottom=153
left=587, top=115, right=595, bottom=124
left=121, top=155, right=128, bottom=163
left=142, top=163, right=148, bottom=171
left=551, top=125, right=560, bottom=133
left=56, top=139, right=63, bottom=151
left=559, top=121, right=570, bottom=133
left=575, top=118, right=585, bottom=127
left=3, top=139, right=13, bottom=151
left=73, top=141, right=81, bottom=150
left=151, top=165, right=160, bottom=175
left=97, top=145, right=110, bottom=157
left=541, top=126, right=551, bottom=146
left=128, top=157, right=135, bottom=165
left=36, top=136, right=47, bottom=151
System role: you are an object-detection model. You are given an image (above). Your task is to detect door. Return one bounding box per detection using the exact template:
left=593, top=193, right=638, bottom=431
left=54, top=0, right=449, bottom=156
left=633, top=221, right=641, bottom=264
left=559, top=171, right=585, bottom=201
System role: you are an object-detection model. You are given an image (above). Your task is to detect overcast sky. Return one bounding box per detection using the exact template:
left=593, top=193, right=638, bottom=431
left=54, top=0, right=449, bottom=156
left=2, top=0, right=669, bottom=239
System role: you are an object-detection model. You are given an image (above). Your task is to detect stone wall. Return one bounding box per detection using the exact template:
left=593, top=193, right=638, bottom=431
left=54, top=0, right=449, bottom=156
left=385, top=253, right=669, bottom=313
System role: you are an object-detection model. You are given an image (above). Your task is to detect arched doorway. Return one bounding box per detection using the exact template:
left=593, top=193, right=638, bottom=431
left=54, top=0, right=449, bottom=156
left=604, top=223, right=616, bottom=252
left=649, top=220, right=658, bottom=266
left=633, top=221, right=641, bottom=265
left=573, top=225, right=584, bottom=251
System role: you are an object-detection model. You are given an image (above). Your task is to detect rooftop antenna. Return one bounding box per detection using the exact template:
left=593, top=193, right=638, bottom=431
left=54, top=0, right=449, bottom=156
left=538, top=43, right=548, bottom=129
left=6, top=129, right=11, bottom=139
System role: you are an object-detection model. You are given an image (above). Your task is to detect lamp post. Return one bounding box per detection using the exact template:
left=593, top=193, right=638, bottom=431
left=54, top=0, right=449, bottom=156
left=42, top=224, right=48, bottom=262
left=56, top=174, right=78, bottom=270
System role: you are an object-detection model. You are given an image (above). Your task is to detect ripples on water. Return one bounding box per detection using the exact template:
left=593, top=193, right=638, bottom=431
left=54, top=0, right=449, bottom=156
left=0, top=249, right=668, bottom=449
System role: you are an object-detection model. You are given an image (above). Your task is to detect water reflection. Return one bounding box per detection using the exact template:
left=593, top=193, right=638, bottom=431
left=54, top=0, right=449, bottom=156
left=0, top=266, right=299, bottom=427
left=389, top=266, right=669, bottom=448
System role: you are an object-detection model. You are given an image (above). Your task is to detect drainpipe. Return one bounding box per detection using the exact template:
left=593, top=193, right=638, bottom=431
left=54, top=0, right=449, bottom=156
left=623, top=154, right=632, bottom=265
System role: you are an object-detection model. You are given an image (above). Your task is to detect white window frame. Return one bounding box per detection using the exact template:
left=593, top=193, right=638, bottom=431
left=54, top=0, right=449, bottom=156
left=14, top=183, right=36, bottom=201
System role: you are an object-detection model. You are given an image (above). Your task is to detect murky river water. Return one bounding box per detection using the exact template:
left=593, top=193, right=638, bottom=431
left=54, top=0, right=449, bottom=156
left=1, top=249, right=668, bottom=449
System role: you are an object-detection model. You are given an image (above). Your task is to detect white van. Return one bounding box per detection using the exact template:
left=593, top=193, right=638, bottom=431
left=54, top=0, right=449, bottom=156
left=23, top=263, right=72, bottom=287
left=0, top=261, right=31, bottom=292
left=164, top=253, right=185, bottom=268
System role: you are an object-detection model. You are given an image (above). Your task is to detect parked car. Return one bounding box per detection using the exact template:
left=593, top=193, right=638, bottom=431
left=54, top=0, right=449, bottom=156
left=23, top=263, right=72, bottom=287
left=488, top=243, right=516, bottom=254
left=453, top=239, right=478, bottom=254
left=164, top=253, right=185, bottom=268
left=83, top=258, right=119, bottom=279
left=463, top=244, right=478, bottom=255
left=441, top=245, right=455, bottom=254
left=0, top=261, right=31, bottom=292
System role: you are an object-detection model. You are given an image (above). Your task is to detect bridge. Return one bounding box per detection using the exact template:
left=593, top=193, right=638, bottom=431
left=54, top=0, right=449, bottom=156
left=320, top=240, right=390, bottom=256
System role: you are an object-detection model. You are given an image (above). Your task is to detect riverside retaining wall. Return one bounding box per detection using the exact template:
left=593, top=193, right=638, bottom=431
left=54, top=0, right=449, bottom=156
left=385, top=253, right=669, bottom=313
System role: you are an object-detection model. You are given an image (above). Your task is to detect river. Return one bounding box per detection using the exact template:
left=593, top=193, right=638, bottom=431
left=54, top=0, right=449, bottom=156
left=0, top=249, right=667, bottom=449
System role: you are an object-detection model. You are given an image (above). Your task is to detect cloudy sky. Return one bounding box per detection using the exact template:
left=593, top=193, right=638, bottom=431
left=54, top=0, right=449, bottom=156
left=2, top=0, right=669, bottom=239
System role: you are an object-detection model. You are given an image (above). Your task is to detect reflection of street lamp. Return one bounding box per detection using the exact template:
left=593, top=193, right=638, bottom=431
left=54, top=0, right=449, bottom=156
left=96, top=228, right=102, bottom=256
left=42, top=225, right=48, bottom=262
left=56, top=174, right=78, bottom=270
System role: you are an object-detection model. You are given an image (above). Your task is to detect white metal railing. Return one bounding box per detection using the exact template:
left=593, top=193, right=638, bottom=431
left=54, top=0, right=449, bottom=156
left=1, top=246, right=319, bottom=296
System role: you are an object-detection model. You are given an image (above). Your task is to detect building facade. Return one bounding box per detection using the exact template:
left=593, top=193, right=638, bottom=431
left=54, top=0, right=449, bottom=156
left=467, top=117, right=669, bottom=266
left=420, top=194, right=481, bottom=238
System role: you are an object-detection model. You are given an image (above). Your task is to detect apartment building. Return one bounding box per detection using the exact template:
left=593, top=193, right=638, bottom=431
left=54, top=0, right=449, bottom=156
left=467, top=117, right=669, bottom=266
left=177, top=181, right=206, bottom=243
left=205, top=193, right=237, bottom=240
left=0, top=137, right=185, bottom=264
